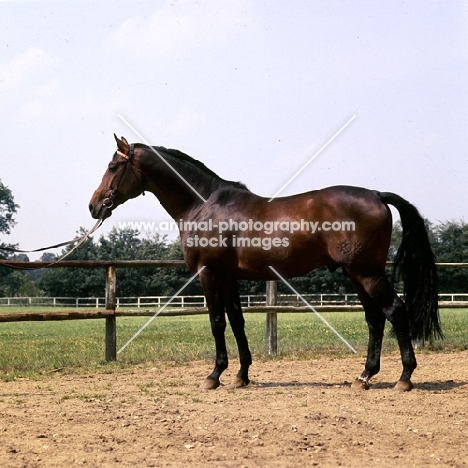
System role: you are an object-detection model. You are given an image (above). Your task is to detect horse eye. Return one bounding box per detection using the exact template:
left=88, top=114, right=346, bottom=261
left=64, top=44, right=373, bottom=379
left=108, top=162, right=117, bottom=172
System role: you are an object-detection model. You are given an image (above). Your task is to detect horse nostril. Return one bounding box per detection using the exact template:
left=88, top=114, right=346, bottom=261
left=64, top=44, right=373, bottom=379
left=89, top=203, right=94, bottom=214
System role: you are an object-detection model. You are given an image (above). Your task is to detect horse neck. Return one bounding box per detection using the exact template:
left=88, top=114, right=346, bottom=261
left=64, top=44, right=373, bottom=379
left=138, top=147, right=219, bottom=220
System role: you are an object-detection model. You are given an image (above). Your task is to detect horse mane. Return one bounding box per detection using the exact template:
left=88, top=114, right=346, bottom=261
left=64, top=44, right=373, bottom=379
left=138, top=144, right=249, bottom=191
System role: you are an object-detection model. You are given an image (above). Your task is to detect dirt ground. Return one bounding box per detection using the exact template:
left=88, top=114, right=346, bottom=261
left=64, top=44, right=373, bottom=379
left=0, top=351, right=467, bottom=468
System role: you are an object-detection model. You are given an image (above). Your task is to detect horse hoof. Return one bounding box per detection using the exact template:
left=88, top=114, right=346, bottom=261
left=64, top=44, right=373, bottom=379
left=394, top=380, right=414, bottom=392
left=224, top=377, right=249, bottom=389
left=199, top=378, right=221, bottom=390
left=351, top=379, right=369, bottom=390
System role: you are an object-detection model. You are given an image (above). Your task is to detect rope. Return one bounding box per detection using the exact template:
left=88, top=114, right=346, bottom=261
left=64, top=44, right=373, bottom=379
left=0, top=214, right=106, bottom=270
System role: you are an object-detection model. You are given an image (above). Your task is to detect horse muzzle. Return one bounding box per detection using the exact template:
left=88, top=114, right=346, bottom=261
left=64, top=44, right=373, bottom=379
left=89, top=199, right=113, bottom=220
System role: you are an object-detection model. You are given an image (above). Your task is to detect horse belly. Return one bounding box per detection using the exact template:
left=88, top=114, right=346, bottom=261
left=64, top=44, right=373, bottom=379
left=234, top=236, right=329, bottom=280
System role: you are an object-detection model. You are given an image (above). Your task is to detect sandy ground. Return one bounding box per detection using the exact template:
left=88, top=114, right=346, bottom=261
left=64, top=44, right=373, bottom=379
left=0, top=351, right=467, bottom=467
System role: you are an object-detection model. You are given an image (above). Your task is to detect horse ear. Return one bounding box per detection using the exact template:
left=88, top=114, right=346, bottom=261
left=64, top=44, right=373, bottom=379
left=114, top=133, right=130, bottom=154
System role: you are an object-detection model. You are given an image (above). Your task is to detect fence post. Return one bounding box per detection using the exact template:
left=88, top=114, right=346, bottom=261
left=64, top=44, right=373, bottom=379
left=265, top=281, right=277, bottom=355
left=105, top=265, right=117, bottom=362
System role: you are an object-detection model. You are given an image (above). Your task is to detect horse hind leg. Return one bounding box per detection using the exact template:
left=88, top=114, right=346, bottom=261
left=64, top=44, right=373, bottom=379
left=350, top=279, right=386, bottom=390
left=223, top=279, right=252, bottom=388
left=352, top=272, right=416, bottom=391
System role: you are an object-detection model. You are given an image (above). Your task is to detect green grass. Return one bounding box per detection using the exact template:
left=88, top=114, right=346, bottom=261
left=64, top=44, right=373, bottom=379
left=0, top=308, right=466, bottom=380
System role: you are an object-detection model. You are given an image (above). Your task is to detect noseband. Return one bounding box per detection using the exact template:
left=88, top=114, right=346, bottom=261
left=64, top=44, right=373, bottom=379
left=102, top=144, right=135, bottom=209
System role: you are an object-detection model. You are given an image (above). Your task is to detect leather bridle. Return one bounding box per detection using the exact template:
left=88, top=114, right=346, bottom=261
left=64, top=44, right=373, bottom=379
left=101, top=144, right=135, bottom=211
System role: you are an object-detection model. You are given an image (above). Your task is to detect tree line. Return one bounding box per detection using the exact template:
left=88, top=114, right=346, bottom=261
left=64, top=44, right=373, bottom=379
left=1, top=179, right=467, bottom=298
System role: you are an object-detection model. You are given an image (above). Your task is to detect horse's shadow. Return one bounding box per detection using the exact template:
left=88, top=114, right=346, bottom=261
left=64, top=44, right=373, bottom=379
left=252, top=381, right=341, bottom=389
left=250, top=380, right=467, bottom=391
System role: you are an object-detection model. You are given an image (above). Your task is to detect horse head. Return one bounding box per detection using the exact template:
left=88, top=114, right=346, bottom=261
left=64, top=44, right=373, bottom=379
left=89, top=134, right=145, bottom=219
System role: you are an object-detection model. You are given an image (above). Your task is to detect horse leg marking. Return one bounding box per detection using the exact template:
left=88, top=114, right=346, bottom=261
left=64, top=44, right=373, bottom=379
left=351, top=376, right=370, bottom=390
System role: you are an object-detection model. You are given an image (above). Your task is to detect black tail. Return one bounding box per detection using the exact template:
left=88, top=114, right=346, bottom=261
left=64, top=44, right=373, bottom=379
left=378, top=192, right=442, bottom=343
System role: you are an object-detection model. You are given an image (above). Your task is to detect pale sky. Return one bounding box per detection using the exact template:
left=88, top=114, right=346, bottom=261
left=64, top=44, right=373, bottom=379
left=1, top=1, right=467, bottom=259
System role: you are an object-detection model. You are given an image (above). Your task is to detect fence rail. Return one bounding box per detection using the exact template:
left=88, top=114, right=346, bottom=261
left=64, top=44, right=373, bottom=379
left=1, top=260, right=467, bottom=362
left=1, top=293, right=468, bottom=309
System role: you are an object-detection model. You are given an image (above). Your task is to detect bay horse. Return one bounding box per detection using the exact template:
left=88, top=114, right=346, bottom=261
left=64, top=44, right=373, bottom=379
left=89, top=135, right=442, bottom=391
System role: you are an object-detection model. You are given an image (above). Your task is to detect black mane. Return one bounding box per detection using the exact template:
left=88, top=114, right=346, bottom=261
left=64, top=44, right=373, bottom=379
left=139, top=144, right=249, bottom=191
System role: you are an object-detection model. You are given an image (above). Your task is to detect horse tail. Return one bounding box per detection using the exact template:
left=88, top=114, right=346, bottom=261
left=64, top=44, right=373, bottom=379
left=377, top=191, right=442, bottom=343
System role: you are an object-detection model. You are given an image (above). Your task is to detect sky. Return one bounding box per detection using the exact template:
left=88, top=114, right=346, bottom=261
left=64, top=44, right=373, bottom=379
left=1, top=0, right=467, bottom=259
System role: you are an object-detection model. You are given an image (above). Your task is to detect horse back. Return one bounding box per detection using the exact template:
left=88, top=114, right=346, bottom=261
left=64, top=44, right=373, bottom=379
left=181, top=185, right=392, bottom=280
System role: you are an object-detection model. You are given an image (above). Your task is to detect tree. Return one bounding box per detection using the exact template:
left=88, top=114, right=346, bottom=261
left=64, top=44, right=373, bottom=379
left=433, top=220, right=468, bottom=292
left=0, top=180, right=18, bottom=237
left=97, top=228, right=172, bottom=297
left=39, top=229, right=104, bottom=297
left=39, top=228, right=180, bottom=297
left=0, top=180, right=34, bottom=297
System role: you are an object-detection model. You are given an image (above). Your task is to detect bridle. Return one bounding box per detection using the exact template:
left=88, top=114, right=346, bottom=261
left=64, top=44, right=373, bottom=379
left=0, top=144, right=135, bottom=269
left=101, top=144, right=135, bottom=211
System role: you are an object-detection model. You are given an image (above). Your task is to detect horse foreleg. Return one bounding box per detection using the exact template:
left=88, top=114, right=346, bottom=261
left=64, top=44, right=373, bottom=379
left=200, top=272, right=228, bottom=390
left=224, top=280, right=252, bottom=388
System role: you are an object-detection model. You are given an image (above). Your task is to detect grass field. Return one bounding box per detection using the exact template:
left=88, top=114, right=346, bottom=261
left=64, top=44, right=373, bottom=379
left=0, top=308, right=466, bottom=380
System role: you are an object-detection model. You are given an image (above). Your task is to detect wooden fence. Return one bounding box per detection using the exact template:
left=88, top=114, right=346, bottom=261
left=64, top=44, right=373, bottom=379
left=0, top=260, right=187, bottom=362
left=0, top=260, right=467, bottom=361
